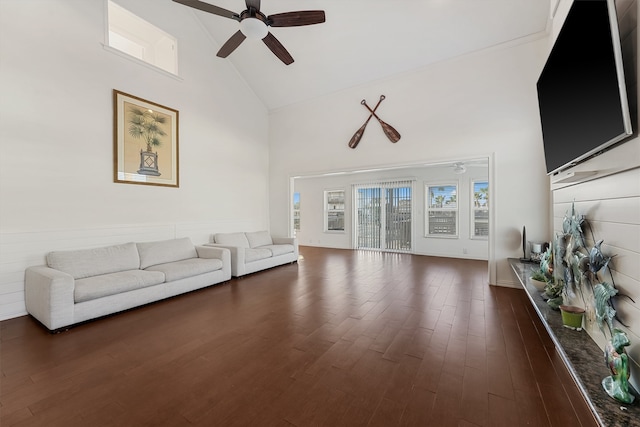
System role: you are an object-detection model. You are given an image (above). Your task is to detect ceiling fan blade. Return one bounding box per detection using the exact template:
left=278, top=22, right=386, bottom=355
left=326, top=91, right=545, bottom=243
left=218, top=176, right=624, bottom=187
left=172, top=0, right=240, bottom=21
left=262, top=32, right=294, bottom=65
left=268, top=10, right=325, bottom=27
left=245, top=0, right=260, bottom=11
left=217, top=30, right=246, bottom=58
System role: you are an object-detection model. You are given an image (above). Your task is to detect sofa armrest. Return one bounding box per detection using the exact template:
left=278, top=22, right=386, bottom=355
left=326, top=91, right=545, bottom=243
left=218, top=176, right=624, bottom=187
left=196, top=245, right=231, bottom=273
left=25, top=266, right=75, bottom=331
left=196, top=244, right=228, bottom=260
left=272, top=237, right=299, bottom=259
left=203, top=243, right=246, bottom=277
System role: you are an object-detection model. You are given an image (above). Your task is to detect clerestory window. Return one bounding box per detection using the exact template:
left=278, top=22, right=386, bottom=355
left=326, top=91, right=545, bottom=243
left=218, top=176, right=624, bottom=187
left=107, top=1, right=178, bottom=75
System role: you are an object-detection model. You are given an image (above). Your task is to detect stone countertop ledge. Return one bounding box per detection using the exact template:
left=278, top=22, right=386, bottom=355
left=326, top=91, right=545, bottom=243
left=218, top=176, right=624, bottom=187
left=509, top=258, right=639, bottom=427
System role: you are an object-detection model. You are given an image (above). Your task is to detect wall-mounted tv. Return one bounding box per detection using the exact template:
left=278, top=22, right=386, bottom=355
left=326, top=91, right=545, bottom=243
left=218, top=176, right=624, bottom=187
left=536, top=0, right=632, bottom=175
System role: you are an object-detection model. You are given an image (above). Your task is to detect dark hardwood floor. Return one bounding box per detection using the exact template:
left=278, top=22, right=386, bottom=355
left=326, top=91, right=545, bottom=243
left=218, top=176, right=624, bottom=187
left=1, top=247, right=597, bottom=426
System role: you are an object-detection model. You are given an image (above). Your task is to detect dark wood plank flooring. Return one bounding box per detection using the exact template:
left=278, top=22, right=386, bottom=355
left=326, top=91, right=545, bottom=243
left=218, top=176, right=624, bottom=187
left=1, top=247, right=598, bottom=426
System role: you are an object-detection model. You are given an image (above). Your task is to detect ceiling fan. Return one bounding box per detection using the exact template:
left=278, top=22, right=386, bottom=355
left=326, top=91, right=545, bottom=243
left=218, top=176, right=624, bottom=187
left=173, top=0, right=326, bottom=65
left=452, top=162, right=467, bottom=174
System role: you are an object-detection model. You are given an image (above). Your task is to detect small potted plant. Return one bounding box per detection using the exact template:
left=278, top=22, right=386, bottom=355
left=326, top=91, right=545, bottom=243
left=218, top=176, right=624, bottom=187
left=545, top=278, right=564, bottom=310
left=559, top=304, right=585, bottom=330
left=529, top=269, right=548, bottom=291
left=529, top=244, right=554, bottom=293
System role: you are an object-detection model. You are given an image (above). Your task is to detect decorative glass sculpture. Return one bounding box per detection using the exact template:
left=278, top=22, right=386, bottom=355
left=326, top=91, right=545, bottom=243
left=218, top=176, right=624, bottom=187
left=602, top=329, right=635, bottom=404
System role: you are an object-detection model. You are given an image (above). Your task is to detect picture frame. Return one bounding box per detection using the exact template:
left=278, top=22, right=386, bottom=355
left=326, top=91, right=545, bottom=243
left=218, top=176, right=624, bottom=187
left=113, top=89, right=179, bottom=187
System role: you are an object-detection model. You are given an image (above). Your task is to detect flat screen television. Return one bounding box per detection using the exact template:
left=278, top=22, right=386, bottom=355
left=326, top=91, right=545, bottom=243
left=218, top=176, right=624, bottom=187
left=536, top=0, right=633, bottom=175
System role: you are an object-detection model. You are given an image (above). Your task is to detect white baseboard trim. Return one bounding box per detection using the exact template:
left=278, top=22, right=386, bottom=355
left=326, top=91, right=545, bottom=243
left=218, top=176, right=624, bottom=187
left=493, top=279, right=522, bottom=289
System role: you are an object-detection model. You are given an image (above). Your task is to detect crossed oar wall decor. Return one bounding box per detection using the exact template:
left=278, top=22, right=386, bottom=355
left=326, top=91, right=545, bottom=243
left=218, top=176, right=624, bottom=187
left=348, top=95, right=401, bottom=149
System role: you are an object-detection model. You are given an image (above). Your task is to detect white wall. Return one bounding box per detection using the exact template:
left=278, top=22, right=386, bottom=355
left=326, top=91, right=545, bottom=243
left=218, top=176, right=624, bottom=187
left=0, top=0, right=270, bottom=320
left=293, top=163, right=489, bottom=260
left=269, top=37, right=552, bottom=286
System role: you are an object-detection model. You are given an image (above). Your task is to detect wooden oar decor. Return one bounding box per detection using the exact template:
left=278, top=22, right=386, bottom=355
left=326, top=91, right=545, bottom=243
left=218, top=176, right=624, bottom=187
left=362, top=99, right=401, bottom=143
left=348, top=95, right=401, bottom=148
left=348, top=95, right=384, bottom=149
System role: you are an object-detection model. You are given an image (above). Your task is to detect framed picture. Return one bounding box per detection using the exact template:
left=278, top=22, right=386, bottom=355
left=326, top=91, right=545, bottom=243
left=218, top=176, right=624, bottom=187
left=113, top=90, right=179, bottom=187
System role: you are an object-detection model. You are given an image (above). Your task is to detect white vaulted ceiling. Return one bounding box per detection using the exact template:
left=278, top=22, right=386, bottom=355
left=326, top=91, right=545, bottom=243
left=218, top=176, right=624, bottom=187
left=177, top=0, right=552, bottom=110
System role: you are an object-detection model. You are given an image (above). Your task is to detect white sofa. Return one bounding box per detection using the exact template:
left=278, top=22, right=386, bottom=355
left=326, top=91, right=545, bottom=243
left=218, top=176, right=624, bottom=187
left=25, top=237, right=231, bottom=331
left=205, top=231, right=298, bottom=277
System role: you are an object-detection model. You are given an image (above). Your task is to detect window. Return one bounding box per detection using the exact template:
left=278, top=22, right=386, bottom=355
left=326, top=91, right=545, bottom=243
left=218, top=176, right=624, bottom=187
left=293, top=192, right=301, bottom=234
left=325, top=190, right=345, bottom=232
left=107, top=1, right=178, bottom=75
left=426, top=183, right=458, bottom=237
left=472, top=180, right=489, bottom=238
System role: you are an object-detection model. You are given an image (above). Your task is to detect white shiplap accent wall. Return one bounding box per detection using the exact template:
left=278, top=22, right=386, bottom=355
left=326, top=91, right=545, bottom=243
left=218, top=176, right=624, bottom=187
left=0, top=220, right=256, bottom=321
left=552, top=151, right=640, bottom=392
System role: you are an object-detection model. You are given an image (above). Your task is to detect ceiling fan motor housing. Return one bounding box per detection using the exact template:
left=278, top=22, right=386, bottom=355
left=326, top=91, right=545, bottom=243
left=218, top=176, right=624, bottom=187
left=239, top=9, right=268, bottom=39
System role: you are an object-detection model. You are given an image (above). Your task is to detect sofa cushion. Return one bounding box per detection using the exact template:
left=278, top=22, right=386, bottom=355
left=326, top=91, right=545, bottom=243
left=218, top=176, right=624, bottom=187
left=245, top=248, right=272, bottom=263
left=245, top=231, right=273, bottom=248
left=74, top=269, right=165, bottom=303
left=137, top=237, right=198, bottom=269
left=260, top=244, right=294, bottom=257
left=214, top=232, right=250, bottom=248
left=145, top=258, right=223, bottom=282
left=47, top=242, right=140, bottom=280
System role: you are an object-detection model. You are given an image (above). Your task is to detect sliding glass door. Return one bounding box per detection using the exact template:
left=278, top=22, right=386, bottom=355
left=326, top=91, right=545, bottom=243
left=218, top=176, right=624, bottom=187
left=354, top=181, right=413, bottom=252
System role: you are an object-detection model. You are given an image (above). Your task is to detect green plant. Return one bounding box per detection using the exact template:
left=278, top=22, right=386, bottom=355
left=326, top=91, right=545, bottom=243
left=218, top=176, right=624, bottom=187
left=128, top=107, right=167, bottom=152
left=530, top=270, right=548, bottom=282
left=545, top=278, right=565, bottom=310
left=473, top=186, right=489, bottom=209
